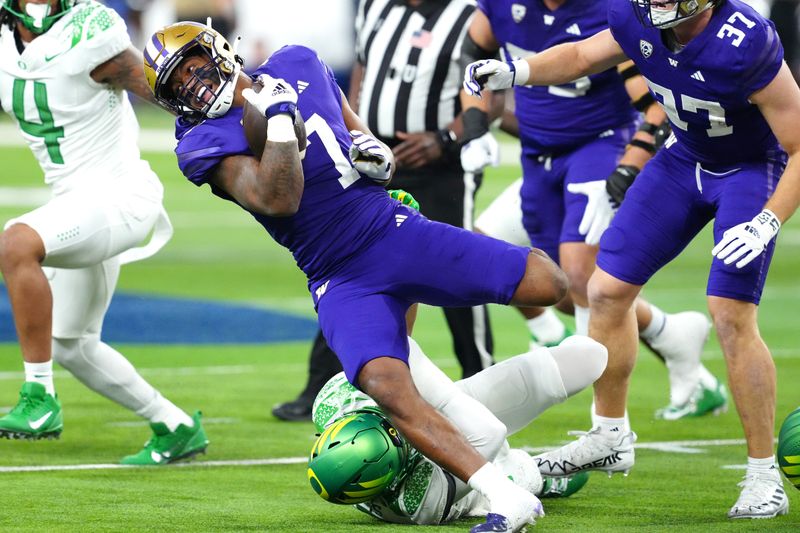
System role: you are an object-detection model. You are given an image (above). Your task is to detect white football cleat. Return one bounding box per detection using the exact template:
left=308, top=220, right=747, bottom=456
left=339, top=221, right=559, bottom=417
left=728, top=470, right=789, bottom=519
left=534, top=428, right=636, bottom=478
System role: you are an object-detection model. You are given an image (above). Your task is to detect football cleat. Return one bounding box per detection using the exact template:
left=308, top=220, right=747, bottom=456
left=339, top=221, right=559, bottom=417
left=271, top=398, right=313, bottom=421
left=120, top=411, right=209, bottom=465
left=644, top=311, right=712, bottom=405
left=0, top=382, right=63, bottom=440
left=655, top=378, right=728, bottom=420
left=530, top=326, right=574, bottom=350
left=539, top=471, right=590, bottom=498
left=728, top=470, right=789, bottom=519
left=535, top=428, right=636, bottom=478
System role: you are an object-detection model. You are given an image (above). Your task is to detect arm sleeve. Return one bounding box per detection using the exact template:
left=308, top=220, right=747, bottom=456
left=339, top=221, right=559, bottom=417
left=175, top=123, right=252, bottom=185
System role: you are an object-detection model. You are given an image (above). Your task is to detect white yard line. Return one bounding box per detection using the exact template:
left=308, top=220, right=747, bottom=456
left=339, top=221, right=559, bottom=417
left=0, top=457, right=306, bottom=473
left=107, top=417, right=238, bottom=428
left=0, top=365, right=256, bottom=381
left=0, top=437, right=766, bottom=474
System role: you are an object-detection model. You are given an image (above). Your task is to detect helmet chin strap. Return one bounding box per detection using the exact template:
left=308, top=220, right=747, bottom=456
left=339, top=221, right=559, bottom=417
left=206, top=67, right=241, bottom=119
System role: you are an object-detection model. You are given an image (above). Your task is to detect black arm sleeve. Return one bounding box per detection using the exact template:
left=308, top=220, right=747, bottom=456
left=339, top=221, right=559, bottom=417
left=458, top=32, right=499, bottom=75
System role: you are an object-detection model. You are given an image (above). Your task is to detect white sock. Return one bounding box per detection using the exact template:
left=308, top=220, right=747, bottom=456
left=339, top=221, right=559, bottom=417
left=526, top=308, right=566, bottom=344
left=138, top=394, right=194, bottom=432
left=574, top=305, right=590, bottom=336
left=591, top=401, right=630, bottom=433
left=698, top=364, right=718, bottom=389
left=468, top=461, right=516, bottom=501
left=24, top=361, right=55, bottom=396
left=640, top=304, right=666, bottom=342
left=747, top=455, right=778, bottom=476
left=593, top=414, right=627, bottom=442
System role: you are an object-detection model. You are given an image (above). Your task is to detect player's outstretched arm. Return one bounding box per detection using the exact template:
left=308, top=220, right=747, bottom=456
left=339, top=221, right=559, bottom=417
left=91, top=46, right=163, bottom=109
left=464, top=29, right=628, bottom=96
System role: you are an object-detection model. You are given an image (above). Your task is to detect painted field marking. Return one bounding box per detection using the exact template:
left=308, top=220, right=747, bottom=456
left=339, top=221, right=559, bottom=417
left=0, top=365, right=256, bottom=381
left=0, top=437, right=766, bottom=474
left=0, top=457, right=307, bottom=473
left=107, top=417, right=239, bottom=428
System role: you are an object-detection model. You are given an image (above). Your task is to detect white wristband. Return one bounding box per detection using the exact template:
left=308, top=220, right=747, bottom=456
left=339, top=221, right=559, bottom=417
left=511, top=59, right=531, bottom=86
left=267, top=115, right=296, bottom=143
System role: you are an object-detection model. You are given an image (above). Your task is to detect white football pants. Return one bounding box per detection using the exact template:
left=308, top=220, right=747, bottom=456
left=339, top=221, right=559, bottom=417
left=6, top=177, right=175, bottom=417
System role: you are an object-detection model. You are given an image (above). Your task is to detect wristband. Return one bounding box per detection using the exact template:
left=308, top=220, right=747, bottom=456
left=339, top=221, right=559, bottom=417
left=265, top=101, right=297, bottom=120
left=510, top=59, right=530, bottom=86
left=628, top=138, right=656, bottom=155
left=267, top=114, right=296, bottom=142
left=462, top=107, right=489, bottom=143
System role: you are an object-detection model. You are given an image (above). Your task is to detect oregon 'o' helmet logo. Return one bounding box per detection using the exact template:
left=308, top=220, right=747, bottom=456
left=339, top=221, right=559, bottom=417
left=307, top=411, right=408, bottom=505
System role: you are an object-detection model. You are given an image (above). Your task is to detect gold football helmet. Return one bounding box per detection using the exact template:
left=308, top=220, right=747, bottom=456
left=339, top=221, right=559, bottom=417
left=143, top=21, right=243, bottom=123
left=632, top=0, right=720, bottom=29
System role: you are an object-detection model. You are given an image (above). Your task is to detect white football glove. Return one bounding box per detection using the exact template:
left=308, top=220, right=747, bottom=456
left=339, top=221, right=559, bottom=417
left=241, top=74, right=298, bottom=118
left=463, top=59, right=531, bottom=97
left=348, top=130, right=392, bottom=183
left=566, top=180, right=616, bottom=245
left=460, top=131, right=500, bottom=173
left=712, top=209, right=781, bottom=269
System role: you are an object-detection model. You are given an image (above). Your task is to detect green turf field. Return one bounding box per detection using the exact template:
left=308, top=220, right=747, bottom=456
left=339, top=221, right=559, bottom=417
left=1, top=112, right=800, bottom=531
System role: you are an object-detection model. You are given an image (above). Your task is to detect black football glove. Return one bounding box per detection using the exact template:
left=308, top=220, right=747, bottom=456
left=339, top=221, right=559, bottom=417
left=605, top=165, right=640, bottom=209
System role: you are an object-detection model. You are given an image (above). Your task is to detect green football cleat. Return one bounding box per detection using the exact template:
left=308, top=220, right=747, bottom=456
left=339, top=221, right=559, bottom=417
left=540, top=471, right=590, bottom=498
left=655, top=379, right=728, bottom=421
left=120, top=411, right=209, bottom=465
left=530, top=326, right=574, bottom=349
left=0, top=382, right=63, bottom=440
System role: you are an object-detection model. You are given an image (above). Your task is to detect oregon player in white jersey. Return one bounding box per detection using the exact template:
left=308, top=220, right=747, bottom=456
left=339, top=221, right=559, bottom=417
left=0, top=0, right=207, bottom=464
left=308, top=337, right=602, bottom=526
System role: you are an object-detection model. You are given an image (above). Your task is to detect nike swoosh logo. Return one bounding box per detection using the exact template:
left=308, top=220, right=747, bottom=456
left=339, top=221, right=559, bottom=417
left=29, top=411, right=52, bottom=430
left=45, top=47, right=74, bottom=62
left=150, top=450, right=164, bottom=463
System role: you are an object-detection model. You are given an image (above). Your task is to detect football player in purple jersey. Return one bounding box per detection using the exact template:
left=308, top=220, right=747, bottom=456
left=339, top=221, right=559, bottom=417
left=142, top=20, right=590, bottom=532
left=465, top=0, right=800, bottom=519
left=460, top=0, right=728, bottom=422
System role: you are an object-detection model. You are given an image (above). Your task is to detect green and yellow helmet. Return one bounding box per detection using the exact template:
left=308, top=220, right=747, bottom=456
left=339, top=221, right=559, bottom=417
left=631, top=0, right=721, bottom=29
left=1, top=0, right=77, bottom=34
left=143, top=21, right=242, bottom=123
left=307, top=411, right=409, bottom=505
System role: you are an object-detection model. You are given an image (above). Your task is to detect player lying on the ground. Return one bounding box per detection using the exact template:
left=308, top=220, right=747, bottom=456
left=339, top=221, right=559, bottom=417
left=145, top=20, right=572, bottom=532
left=308, top=336, right=604, bottom=527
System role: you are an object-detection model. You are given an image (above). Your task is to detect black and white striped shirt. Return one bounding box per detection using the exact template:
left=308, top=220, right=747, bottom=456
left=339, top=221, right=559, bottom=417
left=354, top=0, right=475, bottom=141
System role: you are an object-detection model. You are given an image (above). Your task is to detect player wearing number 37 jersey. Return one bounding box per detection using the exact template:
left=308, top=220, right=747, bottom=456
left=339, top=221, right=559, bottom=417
left=465, top=0, right=800, bottom=520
